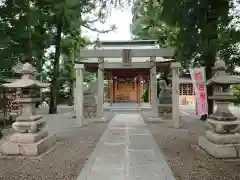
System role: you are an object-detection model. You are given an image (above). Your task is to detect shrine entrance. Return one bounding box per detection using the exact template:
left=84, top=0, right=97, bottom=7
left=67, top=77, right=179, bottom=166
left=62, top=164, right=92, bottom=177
left=106, top=68, right=147, bottom=105
left=75, top=40, right=181, bottom=127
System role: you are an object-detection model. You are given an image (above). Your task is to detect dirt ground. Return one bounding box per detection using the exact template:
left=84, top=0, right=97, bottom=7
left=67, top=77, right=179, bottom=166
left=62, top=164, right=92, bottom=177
left=145, top=115, right=240, bottom=180
left=2, top=108, right=240, bottom=180
left=0, top=114, right=112, bottom=180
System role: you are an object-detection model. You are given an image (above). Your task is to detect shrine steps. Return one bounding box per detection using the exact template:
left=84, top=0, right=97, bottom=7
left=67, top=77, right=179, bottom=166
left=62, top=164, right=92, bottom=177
left=109, top=108, right=142, bottom=112
left=104, top=103, right=152, bottom=112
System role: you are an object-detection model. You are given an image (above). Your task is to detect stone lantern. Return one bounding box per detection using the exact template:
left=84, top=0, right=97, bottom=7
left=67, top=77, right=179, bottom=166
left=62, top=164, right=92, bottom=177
left=199, top=58, right=240, bottom=158
left=0, top=62, right=56, bottom=156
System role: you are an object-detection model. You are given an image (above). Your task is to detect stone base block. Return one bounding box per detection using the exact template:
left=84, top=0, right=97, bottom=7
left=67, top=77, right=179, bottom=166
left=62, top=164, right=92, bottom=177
left=158, top=112, right=172, bottom=120
left=83, top=105, right=97, bottom=119
left=82, top=118, right=93, bottom=126
left=12, top=119, right=46, bottom=133
left=1, top=134, right=56, bottom=156
left=205, top=131, right=240, bottom=144
left=10, top=130, right=48, bottom=143
left=16, top=115, right=42, bottom=121
left=148, top=117, right=162, bottom=123
left=94, top=117, right=106, bottom=123
left=206, top=119, right=240, bottom=133
left=199, top=136, right=240, bottom=158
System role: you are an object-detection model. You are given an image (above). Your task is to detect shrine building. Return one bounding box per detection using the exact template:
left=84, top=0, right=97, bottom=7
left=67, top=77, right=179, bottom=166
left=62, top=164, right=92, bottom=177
left=74, top=40, right=192, bottom=127
left=179, top=74, right=195, bottom=105
left=78, top=40, right=174, bottom=103
left=77, top=40, right=195, bottom=104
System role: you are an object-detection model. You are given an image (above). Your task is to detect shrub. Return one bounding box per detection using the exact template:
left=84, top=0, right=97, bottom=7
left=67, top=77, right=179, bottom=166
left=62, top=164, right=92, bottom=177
left=232, top=84, right=240, bottom=105
left=142, top=88, right=149, bottom=102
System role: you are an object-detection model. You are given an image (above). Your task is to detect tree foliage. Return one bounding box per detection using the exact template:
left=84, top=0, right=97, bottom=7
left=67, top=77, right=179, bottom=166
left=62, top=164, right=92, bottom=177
left=132, top=0, right=240, bottom=69
left=0, top=0, right=118, bottom=113
left=131, top=0, right=240, bottom=114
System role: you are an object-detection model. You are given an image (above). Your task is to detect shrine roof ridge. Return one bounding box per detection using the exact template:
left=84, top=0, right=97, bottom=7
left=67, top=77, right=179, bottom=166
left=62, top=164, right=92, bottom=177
left=75, top=57, right=175, bottom=64
left=79, top=48, right=174, bottom=58
left=99, top=40, right=157, bottom=46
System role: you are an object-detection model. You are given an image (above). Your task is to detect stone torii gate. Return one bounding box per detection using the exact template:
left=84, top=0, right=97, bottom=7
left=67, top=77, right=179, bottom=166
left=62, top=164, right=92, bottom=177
left=74, top=40, right=181, bottom=128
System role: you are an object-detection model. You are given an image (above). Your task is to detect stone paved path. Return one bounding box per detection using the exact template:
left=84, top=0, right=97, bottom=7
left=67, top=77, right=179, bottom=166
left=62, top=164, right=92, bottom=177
left=76, top=113, right=175, bottom=180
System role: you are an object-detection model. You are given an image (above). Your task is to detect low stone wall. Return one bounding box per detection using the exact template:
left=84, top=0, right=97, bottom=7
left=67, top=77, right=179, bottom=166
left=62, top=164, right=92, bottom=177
left=83, top=105, right=97, bottom=119
left=158, top=104, right=172, bottom=120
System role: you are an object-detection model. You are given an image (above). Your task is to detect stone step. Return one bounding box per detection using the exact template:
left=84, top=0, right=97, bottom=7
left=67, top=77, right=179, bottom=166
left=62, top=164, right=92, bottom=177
left=110, top=108, right=142, bottom=112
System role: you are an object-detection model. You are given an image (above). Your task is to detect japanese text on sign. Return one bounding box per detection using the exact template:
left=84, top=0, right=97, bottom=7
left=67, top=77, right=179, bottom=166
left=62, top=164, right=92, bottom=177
left=189, top=68, right=208, bottom=116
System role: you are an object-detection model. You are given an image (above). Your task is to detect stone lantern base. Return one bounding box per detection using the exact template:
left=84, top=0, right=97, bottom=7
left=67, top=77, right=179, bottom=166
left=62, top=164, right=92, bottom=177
left=0, top=131, right=56, bottom=156
left=199, top=117, right=240, bottom=158
left=199, top=136, right=240, bottom=158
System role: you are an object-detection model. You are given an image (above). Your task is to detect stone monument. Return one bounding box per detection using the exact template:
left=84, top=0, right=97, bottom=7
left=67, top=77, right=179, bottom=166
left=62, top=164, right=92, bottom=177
left=0, top=63, right=56, bottom=156
left=83, top=81, right=97, bottom=119
left=158, top=80, right=172, bottom=120
left=199, top=58, right=240, bottom=158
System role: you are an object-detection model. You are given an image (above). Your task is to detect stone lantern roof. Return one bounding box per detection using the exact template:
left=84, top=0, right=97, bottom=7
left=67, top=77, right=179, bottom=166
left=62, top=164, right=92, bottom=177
left=2, top=62, right=50, bottom=89
left=205, top=59, right=240, bottom=85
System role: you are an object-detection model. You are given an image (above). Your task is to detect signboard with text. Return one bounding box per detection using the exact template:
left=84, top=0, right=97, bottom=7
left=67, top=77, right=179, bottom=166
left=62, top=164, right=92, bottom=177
left=122, top=49, right=132, bottom=66
left=189, top=67, right=208, bottom=116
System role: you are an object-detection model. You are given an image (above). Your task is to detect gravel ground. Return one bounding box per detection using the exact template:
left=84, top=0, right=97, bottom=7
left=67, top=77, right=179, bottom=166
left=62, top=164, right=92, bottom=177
left=143, top=114, right=240, bottom=180
left=0, top=106, right=114, bottom=180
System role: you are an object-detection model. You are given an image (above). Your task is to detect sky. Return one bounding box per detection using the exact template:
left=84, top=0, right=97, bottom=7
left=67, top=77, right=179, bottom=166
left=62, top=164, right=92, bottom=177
left=82, top=7, right=132, bottom=41
left=82, top=2, right=240, bottom=41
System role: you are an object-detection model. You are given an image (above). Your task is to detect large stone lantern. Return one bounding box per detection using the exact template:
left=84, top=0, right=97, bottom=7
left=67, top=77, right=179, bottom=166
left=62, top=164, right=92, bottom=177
left=199, top=58, right=240, bottom=158
left=0, top=62, right=56, bottom=156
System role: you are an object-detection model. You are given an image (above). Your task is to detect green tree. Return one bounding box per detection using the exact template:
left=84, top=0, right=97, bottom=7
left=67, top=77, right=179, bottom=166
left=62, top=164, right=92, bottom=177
left=60, top=35, right=91, bottom=105
left=232, top=84, right=240, bottom=105
left=0, top=0, right=127, bottom=112
left=131, top=0, right=177, bottom=47
left=132, top=0, right=240, bottom=114
left=0, top=0, right=51, bottom=72
left=37, top=0, right=115, bottom=113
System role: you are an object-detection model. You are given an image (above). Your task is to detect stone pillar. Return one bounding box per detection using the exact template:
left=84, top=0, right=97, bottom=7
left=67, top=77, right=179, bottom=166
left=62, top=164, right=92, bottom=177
left=109, top=78, right=113, bottom=106
left=75, top=63, right=84, bottom=127
left=148, top=75, right=151, bottom=104
left=141, top=80, right=144, bottom=103
left=150, top=56, right=158, bottom=117
left=171, top=62, right=181, bottom=128
left=113, top=78, right=117, bottom=103
left=134, top=77, right=138, bottom=105
left=97, top=57, right=104, bottom=120
left=136, top=76, right=140, bottom=106
left=113, top=78, right=115, bottom=103
left=138, top=76, right=142, bottom=106
left=72, top=82, right=76, bottom=116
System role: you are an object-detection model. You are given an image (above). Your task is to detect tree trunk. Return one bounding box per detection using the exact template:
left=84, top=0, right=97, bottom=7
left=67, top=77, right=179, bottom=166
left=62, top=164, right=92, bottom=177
left=68, top=79, right=74, bottom=106
left=202, top=0, right=221, bottom=115
left=36, top=48, right=45, bottom=108
left=203, top=54, right=215, bottom=115
left=205, top=65, right=214, bottom=115
left=49, top=12, right=63, bottom=114
left=24, top=0, right=34, bottom=65
left=68, top=49, right=75, bottom=106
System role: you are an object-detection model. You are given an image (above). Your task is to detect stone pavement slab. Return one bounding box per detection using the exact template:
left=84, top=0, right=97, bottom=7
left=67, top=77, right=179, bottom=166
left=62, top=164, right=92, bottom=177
left=76, top=113, right=175, bottom=180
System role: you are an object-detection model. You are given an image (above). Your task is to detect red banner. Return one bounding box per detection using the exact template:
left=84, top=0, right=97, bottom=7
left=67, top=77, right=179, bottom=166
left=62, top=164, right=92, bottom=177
left=189, top=67, right=208, bottom=116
